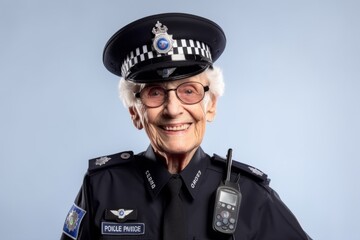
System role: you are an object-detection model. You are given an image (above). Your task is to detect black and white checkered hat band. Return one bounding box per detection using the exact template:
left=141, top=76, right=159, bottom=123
left=121, top=39, right=212, bottom=78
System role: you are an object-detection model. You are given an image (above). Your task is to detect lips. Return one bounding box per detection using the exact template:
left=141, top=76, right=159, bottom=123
left=160, top=123, right=191, bottom=131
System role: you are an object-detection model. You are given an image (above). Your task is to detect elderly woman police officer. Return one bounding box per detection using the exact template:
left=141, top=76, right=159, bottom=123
left=61, top=13, right=312, bottom=240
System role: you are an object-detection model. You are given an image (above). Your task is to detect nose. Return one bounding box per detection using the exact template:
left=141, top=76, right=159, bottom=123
left=162, top=90, right=183, bottom=117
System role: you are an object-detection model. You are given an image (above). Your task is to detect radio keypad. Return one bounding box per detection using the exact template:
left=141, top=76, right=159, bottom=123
left=215, top=203, right=236, bottom=231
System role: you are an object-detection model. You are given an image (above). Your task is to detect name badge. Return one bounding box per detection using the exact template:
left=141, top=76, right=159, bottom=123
left=101, top=222, right=145, bottom=235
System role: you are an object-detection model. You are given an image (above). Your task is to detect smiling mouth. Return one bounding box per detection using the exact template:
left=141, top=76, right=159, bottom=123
left=161, top=124, right=191, bottom=131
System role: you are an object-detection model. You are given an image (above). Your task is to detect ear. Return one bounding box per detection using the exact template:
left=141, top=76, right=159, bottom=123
left=129, top=106, right=143, bottom=130
left=206, top=95, right=218, bottom=122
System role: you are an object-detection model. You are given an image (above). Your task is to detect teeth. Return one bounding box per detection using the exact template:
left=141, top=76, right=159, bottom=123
left=163, top=124, right=189, bottom=131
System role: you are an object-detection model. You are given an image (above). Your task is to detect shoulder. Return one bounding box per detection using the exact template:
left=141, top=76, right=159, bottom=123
left=87, top=151, right=134, bottom=174
left=211, top=153, right=270, bottom=185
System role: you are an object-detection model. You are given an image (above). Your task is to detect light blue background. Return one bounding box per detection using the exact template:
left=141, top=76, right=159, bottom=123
left=1, top=0, right=359, bottom=239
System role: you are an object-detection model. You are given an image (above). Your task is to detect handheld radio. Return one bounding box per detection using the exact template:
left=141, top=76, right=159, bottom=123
left=212, top=149, right=242, bottom=234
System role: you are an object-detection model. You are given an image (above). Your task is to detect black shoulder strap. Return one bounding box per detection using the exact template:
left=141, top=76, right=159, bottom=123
left=212, top=154, right=270, bottom=185
left=88, top=151, right=134, bottom=173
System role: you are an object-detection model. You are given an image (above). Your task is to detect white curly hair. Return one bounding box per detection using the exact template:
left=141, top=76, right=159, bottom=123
left=118, top=65, right=224, bottom=108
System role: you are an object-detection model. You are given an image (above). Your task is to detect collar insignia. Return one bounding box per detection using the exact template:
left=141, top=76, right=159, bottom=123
left=190, top=170, right=202, bottom=189
left=145, top=170, right=156, bottom=189
left=152, top=21, right=174, bottom=54
left=95, top=156, right=111, bottom=166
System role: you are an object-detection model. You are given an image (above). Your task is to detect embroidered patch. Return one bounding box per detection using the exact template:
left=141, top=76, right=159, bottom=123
left=63, top=204, right=86, bottom=240
left=101, top=222, right=145, bottom=235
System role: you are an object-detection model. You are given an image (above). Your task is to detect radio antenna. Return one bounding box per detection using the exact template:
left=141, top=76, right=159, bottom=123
left=225, top=148, right=233, bottom=183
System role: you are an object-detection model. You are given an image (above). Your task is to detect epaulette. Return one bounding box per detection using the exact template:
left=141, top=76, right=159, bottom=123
left=88, top=151, right=134, bottom=173
left=212, top=154, right=270, bottom=184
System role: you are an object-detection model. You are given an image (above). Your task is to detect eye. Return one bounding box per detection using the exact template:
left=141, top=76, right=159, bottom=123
left=184, top=88, right=195, bottom=95
left=145, top=86, right=165, bottom=98
left=179, top=84, right=200, bottom=95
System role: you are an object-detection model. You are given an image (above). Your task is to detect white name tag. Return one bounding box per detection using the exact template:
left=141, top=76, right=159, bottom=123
left=101, top=222, right=145, bottom=235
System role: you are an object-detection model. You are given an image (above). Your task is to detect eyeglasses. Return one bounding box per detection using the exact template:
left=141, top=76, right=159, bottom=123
left=135, top=82, right=209, bottom=108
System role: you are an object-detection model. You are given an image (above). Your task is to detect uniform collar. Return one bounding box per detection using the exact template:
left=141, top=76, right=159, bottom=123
left=139, top=146, right=172, bottom=200
left=179, top=147, right=209, bottom=199
left=138, top=146, right=209, bottom=200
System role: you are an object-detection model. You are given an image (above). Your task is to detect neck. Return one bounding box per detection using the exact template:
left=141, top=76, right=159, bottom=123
left=154, top=148, right=198, bottom=174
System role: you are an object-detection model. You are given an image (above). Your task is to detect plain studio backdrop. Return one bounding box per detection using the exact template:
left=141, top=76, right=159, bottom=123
left=1, top=0, right=359, bottom=239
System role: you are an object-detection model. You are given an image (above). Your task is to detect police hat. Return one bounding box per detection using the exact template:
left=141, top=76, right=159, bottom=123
left=103, top=13, right=226, bottom=83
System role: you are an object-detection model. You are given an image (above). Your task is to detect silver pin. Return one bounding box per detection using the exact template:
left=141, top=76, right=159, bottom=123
left=110, top=209, right=133, bottom=219
left=248, top=166, right=264, bottom=176
left=95, top=156, right=111, bottom=166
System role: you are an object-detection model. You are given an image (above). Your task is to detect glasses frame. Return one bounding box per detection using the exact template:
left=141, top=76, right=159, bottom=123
left=134, top=81, right=210, bottom=108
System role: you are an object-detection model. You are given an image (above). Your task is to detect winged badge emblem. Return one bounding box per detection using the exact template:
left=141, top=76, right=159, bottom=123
left=110, top=209, right=133, bottom=219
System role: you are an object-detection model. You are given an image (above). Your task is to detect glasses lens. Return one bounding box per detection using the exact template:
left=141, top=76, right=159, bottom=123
left=177, top=82, right=205, bottom=104
left=137, top=82, right=207, bottom=107
left=140, top=86, right=166, bottom=107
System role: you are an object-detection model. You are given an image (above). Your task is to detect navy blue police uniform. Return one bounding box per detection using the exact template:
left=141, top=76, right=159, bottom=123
left=61, top=147, right=311, bottom=239
left=61, top=13, right=312, bottom=240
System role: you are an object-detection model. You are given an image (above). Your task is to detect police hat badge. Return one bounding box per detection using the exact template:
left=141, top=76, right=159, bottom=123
left=152, top=21, right=174, bottom=54
left=103, top=13, right=226, bottom=83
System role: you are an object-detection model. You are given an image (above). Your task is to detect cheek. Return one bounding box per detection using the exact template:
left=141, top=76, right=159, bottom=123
left=193, top=107, right=208, bottom=136
left=136, top=105, right=151, bottom=125
left=196, top=104, right=208, bottom=121
left=139, top=108, right=160, bottom=137
left=143, top=120, right=157, bottom=136
left=203, top=96, right=216, bottom=122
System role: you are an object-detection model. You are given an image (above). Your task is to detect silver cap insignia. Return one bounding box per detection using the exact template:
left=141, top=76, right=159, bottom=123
left=95, top=156, right=111, bottom=166
left=152, top=21, right=174, bottom=54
